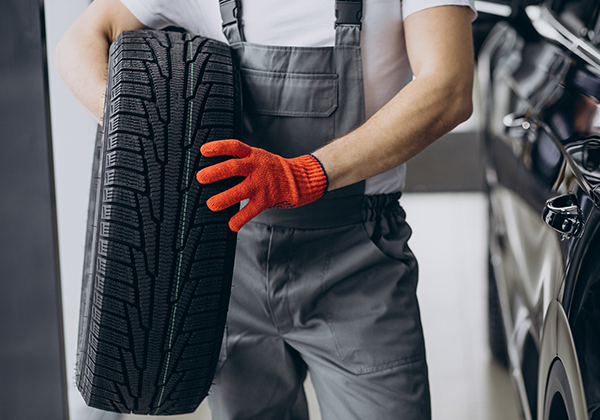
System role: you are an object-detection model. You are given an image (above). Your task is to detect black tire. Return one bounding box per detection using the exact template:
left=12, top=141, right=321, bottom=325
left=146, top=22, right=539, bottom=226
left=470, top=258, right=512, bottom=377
left=543, top=359, right=577, bottom=420
left=488, top=253, right=509, bottom=368
left=76, top=29, right=241, bottom=415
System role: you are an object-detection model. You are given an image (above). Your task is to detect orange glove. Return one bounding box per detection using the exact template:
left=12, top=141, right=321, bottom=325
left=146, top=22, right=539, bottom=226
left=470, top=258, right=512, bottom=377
left=196, top=140, right=328, bottom=231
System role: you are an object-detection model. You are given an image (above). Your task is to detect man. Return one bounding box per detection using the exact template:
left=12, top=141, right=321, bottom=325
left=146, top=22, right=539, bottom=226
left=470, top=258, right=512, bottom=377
left=56, top=0, right=476, bottom=418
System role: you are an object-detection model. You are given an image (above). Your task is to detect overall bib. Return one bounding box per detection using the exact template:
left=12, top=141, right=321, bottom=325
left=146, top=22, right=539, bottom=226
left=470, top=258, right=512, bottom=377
left=208, top=1, right=431, bottom=418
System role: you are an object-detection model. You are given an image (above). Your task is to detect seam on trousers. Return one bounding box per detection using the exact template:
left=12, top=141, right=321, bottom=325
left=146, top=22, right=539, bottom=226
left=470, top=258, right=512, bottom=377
left=265, top=226, right=280, bottom=332
left=348, top=352, right=427, bottom=376
left=284, top=240, right=294, bottom=334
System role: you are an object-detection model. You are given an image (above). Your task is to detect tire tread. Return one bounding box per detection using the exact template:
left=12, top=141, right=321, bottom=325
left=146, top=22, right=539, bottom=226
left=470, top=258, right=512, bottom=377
left=77, top=30, right=240, bottom=415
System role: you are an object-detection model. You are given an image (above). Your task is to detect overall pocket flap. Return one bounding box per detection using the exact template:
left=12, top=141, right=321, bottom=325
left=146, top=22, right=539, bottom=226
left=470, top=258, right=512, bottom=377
left=241, top=68, right=338, bottom=117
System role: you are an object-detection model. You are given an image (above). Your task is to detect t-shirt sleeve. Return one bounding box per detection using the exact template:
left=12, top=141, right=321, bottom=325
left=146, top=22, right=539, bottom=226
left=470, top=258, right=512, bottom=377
left=402, top=0, right=478, bottom=22
left=120, top=0, right=177, bottom=29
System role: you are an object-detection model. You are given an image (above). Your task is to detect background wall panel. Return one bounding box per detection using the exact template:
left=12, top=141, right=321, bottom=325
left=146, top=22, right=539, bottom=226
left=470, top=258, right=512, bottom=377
left=0, top=1, right=68, bottom=419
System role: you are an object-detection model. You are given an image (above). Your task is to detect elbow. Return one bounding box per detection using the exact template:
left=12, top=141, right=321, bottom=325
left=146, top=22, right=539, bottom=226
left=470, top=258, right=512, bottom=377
left=446, top=77, right=474, bottom=129
left=455, top=90, right=473, bottom=125
left=54, top=33, right=74, bottom=84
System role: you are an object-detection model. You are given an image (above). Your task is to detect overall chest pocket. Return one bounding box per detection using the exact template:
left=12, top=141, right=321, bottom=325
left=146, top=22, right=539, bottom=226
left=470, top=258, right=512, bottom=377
left=240, top=68, right=339, bottom=157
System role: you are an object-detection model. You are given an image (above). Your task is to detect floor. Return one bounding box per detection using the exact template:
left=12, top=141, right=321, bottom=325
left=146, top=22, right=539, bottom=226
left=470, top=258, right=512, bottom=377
left=403, top=193, right=521, bottom=420
left=113, top=192, right=523, bottom=420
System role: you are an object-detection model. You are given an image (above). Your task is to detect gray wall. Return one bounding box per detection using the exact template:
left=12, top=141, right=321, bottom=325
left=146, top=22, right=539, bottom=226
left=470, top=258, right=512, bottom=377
left=404, top=131, right=484, bottom=193
left=0, top=1, right=68, bottom=418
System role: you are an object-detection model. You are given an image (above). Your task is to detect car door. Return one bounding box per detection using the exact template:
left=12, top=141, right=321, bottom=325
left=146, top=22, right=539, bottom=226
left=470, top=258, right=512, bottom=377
left=480, top=3, right=571, bottom=417
left=527, top=2, right=600, bottom=419
left=484, top=1, right=600, bottom=418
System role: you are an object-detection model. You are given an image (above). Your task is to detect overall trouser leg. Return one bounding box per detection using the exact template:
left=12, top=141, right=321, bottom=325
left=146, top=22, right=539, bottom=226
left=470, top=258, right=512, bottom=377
left=208, top=197, right=431, bottom=420
left=208, top=222, right=310, bottom=420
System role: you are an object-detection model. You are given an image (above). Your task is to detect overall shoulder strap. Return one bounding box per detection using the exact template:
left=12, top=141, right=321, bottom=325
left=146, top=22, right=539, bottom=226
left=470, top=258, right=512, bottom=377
left=219, top=0, right=362, bottom=46
left=219, top=0, right=244, bottom=44
left=334, top=0, right=363, bottom=47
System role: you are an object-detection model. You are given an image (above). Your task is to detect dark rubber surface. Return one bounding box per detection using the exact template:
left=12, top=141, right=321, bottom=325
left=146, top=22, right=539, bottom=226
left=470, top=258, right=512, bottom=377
left=76, top=30, right=241, bottom=415
left=488, top=256, right=508, bottom=368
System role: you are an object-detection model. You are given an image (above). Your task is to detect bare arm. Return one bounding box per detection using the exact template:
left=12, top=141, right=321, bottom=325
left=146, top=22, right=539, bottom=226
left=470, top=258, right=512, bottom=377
left=312, top=5, right=475, bottom=191
left=54, top=0, right=146, bottom=124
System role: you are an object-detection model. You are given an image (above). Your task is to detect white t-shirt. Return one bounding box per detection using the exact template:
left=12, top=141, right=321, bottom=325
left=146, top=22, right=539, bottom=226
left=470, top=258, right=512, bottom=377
left=120, top=0, right=476, bottom=194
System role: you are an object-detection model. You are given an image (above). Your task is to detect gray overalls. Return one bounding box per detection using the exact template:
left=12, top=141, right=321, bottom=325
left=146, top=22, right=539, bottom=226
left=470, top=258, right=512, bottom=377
left=209, top=1, right=431, bottom=418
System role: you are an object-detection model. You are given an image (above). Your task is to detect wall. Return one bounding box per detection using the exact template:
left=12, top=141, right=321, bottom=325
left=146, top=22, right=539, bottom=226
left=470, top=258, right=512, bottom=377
left=0, top=0, right=68, bottom=419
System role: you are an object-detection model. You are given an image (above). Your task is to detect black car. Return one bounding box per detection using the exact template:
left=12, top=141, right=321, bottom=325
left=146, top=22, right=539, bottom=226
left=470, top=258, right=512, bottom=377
left=478, top=0, right=600, bottom=419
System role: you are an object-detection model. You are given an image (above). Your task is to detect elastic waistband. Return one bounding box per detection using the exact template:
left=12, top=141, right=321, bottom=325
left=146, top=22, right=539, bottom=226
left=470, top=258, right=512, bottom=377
left=249, top=193, right=402, bottom=229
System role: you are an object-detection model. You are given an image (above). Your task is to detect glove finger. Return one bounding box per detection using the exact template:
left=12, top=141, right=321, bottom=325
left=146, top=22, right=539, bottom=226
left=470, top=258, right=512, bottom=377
left=228, top=200, right=264, bottom=232
left=206, top=182, right=253, bottom=211
left=196, top=159, right=250, bottom=184
left=201, top=139, right=252, bottom=158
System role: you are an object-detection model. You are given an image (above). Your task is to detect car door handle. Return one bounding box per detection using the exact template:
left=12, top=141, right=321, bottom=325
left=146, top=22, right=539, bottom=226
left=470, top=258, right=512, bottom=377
left=542, top=193, right=584, bottom=239
left=503, top=113, right=532, bottom=131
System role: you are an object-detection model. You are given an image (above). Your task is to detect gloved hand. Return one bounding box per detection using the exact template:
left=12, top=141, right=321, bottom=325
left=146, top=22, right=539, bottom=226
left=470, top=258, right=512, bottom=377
left=196, top=139, right=329, bottom=232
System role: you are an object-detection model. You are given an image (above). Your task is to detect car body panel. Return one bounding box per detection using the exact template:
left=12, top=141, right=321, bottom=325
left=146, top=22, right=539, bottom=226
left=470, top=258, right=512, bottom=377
left=479, top=1, right=600, bottom=418
left=538, top=299, right=558, bottom=419
left=557, top=301, right=589, bottom=420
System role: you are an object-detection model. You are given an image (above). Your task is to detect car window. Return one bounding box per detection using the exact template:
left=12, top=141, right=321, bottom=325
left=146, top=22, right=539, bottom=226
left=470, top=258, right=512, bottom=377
left=551, top=0, right=600, bottom=43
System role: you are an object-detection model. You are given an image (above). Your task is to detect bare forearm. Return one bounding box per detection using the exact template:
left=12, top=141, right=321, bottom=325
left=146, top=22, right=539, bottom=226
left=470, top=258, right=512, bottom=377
left=54, top=0, right=145, bottom=124
left=313, top=5, right=475, bottom=191
left=313, top=71, right=473, bottom=190
left=55, top=24, right=110, bottom=124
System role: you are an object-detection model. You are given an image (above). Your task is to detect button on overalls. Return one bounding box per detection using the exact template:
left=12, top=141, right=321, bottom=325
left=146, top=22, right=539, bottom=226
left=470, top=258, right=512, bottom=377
left=209, top=1, right=431, bottom=418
